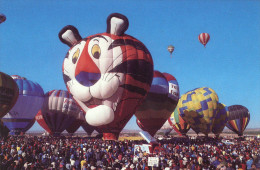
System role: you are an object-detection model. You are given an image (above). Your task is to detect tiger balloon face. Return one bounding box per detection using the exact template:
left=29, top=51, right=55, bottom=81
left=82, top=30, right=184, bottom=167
left=59, top=13, right=153, bottom=132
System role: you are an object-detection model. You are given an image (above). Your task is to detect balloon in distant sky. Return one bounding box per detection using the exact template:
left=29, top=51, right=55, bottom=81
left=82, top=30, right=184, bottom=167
left=0, top=72, right=19, bottom=118
left=135, top=71, right=179, bottom=136
left=168, top=108, right=190, bottom=136
left=198, top=33, right=210, bottom=47
left=59, top=13, right=153, bottom=140
left=2, top=75, right=44, bottom=135
left=0, top=14, right=6, bottom=24
left=40, top=90, right=81, bottom=136
left=226, top=105, right=250, bottom=136
left=66, top=110, right=85, bottom=134
left=212, top=103, right=229, bottom=136
left=178, top=87, right=219, bottom=135
left=35, top=110, right=51, bottom=134
left=167, top=45, right=174, bottom=57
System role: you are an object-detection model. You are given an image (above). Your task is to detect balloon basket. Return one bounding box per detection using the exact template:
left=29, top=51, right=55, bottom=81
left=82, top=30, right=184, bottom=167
left=103, top=133, right=119, bottom=140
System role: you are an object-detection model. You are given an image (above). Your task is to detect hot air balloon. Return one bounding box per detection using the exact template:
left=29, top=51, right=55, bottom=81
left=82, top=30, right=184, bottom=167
left=168, top=109, right=190, bottom=136
left=0, top=120, right=9, bottom=138
left=198, top=33, right=210, bottom=47
left=178, top=87, right=219, bottom=136
left=167, top=45, right=175, bottom=57
left=40, top=90, right=81, bottom=136
left=35, top=110, right=51, bottom=134
left=21, top=118, right=35, bottom=134
left=135, top=71, right=179, bottom=136
left=212, top=103, right=229, bottom=137
left=0, top=72, right=19, bottom=118
left=59, top=13, right=153, bottom=140
left=66, top=111, right=85, bottom=135
left=160, top=120, right=172, bottom=136
left=2, top=75, right=44, bottom=135
left=226, top=105, right=250, bottom=136
left=0, top=14, right=6, bottom=24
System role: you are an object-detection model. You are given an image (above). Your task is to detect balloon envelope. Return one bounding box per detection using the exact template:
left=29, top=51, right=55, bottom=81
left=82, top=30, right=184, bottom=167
left=212, top=103, right=229, bottom=136
left=226, top=105, right=250, bottom=136
left=167, top=45, right=174, bottom=54
left=198, top=33, right=210, bottom=47
left=41, top=90, right=81, bottom=136
left=0, top=14, right=6, bottom=24
left=60, top=13, right=154, bottom=140
left=0, top=72, right=19, bottom=118
left=178, top=87, right=219, bottom=135
left=168, top=108, right=190, bottom=136
left=2, top=75, right=44, bottom=135
left=66, top=111, right=85, bottom=134
left=135, top=71, right=179, bottom=136
left=35, top=110, right=51, bottom=134
left=21, top=118, right=35, bottom=133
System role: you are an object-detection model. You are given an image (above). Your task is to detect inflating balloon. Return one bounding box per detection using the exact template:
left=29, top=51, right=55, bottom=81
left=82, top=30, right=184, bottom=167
left=160, top=120, right=172, bottom=136
left=168, top=108, right=190, bottom=136
left=2, top=75, right=44, bottom=135
left=66, top=111, right=85, bottom=135
left=59, top=13, right=153, bottom=140
left=226, top=105, right=250, bottom=136
left=21, top=118, right=35, bottom=133
left=212, top=103, right=229, bottom=137
left=178, top=87, right=219, bottom=135
left=135, top=71, right=179, bottom=136
left=35, top=110, right=51, bottom=134
left=40, top=90, right=81, bottom=136
left=0, top=72, right=19, bottom=118
left=198, top=33, right=210, bottom=47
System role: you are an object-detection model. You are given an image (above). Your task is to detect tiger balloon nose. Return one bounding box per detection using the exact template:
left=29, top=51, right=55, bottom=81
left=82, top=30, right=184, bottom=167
left=59, top=13, right=154, bottom=140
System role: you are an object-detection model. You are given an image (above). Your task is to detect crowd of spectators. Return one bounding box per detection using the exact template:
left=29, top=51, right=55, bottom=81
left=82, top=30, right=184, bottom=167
left=0, top=135, right=259, bottom=170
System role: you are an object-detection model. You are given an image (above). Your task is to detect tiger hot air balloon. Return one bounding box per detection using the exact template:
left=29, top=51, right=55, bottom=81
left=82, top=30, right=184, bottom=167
left=198, top=33, right=210, bottom=47
left=59, top=13, right=153, bottom=140
left=40, top=90, right=81, bottom=136
left=168, top=109, right=190, bottom=136
left=0, top=72, right=19, bottom=118
left=226, top=105, right=250, bottom=136
left=212, top=103, right=229, bottom=137
left=178, top=87, right=219, bottom=136
left=135, top=71, right=179, bottom=136
left=2, top=75, right=44, bottom=135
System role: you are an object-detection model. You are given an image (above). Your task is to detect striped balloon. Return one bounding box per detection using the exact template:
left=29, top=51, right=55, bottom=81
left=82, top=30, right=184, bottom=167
left=178, top=87, right=219, bottom=135
left=198, top=33, right=210, bottom=47
left=226, top=105, right=250, bottom=136
left=35, top=110, right=52, bottom=134
left=41, top=90, right=81, bottom=136
left=135, top=71, right=179, bottom=136
left=168, top=108, right=190, bottom=136
left=212, top=103, right=229, bottom=136
left=0, top=72, right=19, bottom=117
left=2, top=75, right=44, bottom=135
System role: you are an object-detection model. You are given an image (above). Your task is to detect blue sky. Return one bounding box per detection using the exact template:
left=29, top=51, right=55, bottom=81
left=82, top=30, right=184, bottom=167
left=0, top=0, right=259, bottom=132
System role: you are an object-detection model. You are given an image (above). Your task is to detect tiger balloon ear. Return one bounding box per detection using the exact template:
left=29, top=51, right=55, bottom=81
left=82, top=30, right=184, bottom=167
left=106, top=13, right=129, bottom=36
left=59, top=25, right=82, bottom=47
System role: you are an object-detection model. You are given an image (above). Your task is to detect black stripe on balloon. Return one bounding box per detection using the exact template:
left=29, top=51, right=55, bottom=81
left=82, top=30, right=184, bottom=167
left=120, top=84, right=146, bottom=96
left=108, top=39, right=150, bottom=54
left=109, top=59, right=153, bottom=85
left=63, top=73, right=71, bottom=85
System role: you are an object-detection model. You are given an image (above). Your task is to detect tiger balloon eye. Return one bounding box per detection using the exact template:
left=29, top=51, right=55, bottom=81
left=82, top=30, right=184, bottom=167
left=59, top=13, right=154, bottom=140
